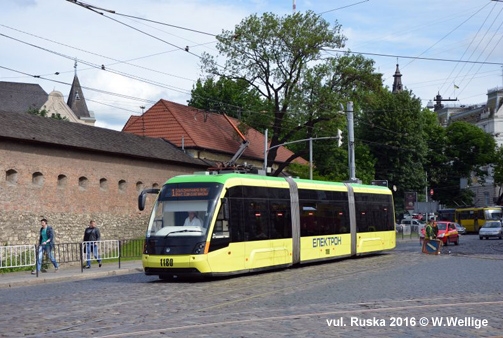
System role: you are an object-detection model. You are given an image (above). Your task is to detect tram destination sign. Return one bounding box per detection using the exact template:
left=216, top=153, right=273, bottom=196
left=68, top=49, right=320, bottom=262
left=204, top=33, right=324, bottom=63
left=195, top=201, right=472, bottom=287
left=170, top=187, right=210, bottom=197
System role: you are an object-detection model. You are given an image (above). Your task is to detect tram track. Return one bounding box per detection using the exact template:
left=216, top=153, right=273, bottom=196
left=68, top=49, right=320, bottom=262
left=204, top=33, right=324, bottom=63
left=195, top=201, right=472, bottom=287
left=94, top=296, right=503, bottom=338
left=32, top=293, right=503, bottom=337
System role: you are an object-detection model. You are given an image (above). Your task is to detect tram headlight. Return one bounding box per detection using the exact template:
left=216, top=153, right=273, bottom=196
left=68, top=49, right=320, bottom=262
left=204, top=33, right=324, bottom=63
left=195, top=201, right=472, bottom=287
left=192, top=242, right=206, bottom=254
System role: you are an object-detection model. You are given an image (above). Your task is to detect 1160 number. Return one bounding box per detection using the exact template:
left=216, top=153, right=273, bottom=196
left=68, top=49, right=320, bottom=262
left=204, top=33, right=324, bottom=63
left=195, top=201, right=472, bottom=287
left=160, top=258, right=174, bottom=267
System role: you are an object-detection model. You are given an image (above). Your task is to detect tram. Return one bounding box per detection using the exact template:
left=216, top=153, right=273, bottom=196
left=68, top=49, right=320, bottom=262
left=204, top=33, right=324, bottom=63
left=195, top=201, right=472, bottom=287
left=138, top=173, right=396, bottom=279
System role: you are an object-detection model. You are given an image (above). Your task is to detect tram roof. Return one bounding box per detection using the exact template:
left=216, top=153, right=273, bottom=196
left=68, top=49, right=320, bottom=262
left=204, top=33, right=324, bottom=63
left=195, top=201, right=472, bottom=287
left=164, top=173, right=391, bottom=192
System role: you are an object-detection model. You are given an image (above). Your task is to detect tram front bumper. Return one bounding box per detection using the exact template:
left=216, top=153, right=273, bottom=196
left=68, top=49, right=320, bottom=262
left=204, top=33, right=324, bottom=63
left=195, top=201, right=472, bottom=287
left=142, top=254, right=210, bottom=275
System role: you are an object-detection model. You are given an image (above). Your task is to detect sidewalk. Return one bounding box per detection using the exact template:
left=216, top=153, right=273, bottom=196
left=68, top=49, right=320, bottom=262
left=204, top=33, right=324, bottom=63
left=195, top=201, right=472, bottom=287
left=0, top=260, right=144, bottom=289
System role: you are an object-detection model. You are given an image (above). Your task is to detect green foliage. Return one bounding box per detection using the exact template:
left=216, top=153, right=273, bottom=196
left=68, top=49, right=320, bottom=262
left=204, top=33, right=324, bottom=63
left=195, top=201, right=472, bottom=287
left=188, top=77, right=270, bottom=132
left=494, top=147, right=503, bottom=187
left=201, top=11, right=381, bottom=176
left=27, top=107, right=68, bottom=121
left=358, top=89, right=428, bottom=202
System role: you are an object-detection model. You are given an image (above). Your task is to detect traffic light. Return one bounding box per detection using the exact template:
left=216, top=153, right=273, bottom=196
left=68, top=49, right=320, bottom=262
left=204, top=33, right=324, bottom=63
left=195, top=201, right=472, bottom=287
left=337, top=129, right=343, bottom=147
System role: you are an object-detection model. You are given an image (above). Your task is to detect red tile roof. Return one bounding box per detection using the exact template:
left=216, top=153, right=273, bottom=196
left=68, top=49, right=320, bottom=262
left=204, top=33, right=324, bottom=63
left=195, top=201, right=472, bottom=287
left=122, top=100, right=307, bottom=165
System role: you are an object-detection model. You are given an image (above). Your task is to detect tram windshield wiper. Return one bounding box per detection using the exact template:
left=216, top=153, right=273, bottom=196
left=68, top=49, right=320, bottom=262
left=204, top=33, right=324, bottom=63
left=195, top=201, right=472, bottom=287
left=165, top=229, right=202, bottom=237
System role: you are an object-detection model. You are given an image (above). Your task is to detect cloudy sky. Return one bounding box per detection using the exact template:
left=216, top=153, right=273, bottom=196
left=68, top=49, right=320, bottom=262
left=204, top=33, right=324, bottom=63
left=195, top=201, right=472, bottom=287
left=1, top=0, right=502, bottom=130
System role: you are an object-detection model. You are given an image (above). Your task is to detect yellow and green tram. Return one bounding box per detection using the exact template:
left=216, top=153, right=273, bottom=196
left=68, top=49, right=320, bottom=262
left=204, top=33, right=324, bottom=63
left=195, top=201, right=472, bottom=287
left=138, top=173, right=396, bottom=279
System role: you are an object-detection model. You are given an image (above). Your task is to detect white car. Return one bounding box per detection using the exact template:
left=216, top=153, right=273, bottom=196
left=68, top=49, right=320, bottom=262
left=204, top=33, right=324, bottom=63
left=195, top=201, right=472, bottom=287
left=479, top=221, right=503, bottom=240
left=400, top=219, right=425, bottom=233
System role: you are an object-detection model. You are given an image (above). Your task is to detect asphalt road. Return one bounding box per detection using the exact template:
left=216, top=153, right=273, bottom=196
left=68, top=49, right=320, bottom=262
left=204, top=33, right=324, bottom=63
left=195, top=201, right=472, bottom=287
left=1, top=235, right=502, bottom=338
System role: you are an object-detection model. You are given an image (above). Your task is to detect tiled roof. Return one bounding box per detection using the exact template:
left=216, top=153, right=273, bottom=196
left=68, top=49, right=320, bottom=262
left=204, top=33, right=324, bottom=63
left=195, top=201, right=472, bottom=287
left=122, top=99, right=308, bottom=165
left=0, top=81, right=48, bottom=113
left=0, top=110, right=208, bottom=167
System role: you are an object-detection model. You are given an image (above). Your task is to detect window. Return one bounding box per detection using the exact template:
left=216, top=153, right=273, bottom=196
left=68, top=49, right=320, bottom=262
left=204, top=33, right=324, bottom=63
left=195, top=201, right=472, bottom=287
left=354, top=193, right=394, bottom=232
left=209, top=203, right=230, bottom=252
left=57, top=174, right=67, bottom=188
left=32, top=172, right=44, bottom=187
left=244, top=200, right=270, bottom=241
left=79, top=176, right=88, bottom=190
left=136, top=181, right=144, bottom=192
left=6, top=169, right=18, bottom=185
left=299, top=189, right=350, bottom=236
left=269, top=200, right=291, bottom=239
left=118, top=180, right=127, bottom=191
left=100, top=178, right=108, bottom=190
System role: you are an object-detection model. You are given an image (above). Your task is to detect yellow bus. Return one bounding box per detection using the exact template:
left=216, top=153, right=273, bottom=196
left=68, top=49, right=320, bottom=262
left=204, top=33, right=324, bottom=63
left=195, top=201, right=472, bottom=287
left=138, top=173, right=396, bottom=279
left=455, top=207, right=503, bottom=232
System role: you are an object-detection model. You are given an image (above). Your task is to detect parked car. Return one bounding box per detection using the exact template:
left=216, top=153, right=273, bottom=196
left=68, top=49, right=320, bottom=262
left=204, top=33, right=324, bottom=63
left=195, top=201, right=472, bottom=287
left=454, top=223, right=466, bottom=235
left=420, top=221, right=459, bottom=245
left=400, top=219, right=425, bottom=233
left=479, top=221, right=503, bottom=240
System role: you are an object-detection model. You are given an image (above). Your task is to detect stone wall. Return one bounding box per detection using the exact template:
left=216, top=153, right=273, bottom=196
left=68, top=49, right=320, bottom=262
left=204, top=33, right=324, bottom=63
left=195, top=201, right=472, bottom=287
left=0, top=140, right=202, bottom=245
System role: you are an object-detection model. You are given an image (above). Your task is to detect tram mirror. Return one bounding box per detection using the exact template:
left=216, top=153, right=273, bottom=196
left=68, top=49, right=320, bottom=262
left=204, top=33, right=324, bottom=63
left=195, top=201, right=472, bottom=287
left=222, top=198, right=230, bottom=220
left=138, top=188, right=160, bottom=211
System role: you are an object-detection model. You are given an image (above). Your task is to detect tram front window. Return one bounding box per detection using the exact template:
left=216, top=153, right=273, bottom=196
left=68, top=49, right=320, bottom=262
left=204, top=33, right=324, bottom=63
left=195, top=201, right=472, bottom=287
left=148, top=200, right=210, bottom=238
left=146, top=182, right=223, bottom=239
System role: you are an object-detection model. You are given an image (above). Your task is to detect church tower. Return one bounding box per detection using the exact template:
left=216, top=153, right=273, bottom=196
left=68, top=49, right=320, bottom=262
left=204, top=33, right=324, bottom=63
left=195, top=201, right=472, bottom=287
left=66, top=61, right=95, bottom=125
left=392, top=64, right=403, bottom=93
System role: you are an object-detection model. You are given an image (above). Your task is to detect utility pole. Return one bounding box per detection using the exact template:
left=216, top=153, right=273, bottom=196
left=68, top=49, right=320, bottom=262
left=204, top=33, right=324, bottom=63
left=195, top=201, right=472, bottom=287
left=347, top=101, right=357, bottom=181
left=425, top=172, right=428, bottom=203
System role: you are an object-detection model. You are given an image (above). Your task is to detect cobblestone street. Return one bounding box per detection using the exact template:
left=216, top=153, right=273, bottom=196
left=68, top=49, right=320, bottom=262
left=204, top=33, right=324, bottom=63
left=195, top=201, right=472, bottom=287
left=1, top=235, right=502, bottom=337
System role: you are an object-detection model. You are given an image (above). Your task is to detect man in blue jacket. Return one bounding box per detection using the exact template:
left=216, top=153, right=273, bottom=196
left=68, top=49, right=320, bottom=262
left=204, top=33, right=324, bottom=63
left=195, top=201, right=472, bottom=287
left=32, top=219, right=59, bottom=274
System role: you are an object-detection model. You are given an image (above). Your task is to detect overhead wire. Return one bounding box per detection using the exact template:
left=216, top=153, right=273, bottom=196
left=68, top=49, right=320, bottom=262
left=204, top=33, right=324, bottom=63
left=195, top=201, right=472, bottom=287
left=455, top=12, right=503, bottom=96
left=322, top=48, right=503, bottom=67
left=67, top=0, right=203, bottom=59
left=317, top=0, right=369, bottom=15
left=438, top=1, right=499, bottom=94
left=395, top=2, right=491, bottom=71
left=0, top=24, right=196, bottom=82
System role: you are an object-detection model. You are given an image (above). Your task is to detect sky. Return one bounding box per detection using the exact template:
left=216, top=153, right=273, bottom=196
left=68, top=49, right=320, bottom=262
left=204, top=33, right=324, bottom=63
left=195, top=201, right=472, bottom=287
left=1, top=0, right=503, bottom=131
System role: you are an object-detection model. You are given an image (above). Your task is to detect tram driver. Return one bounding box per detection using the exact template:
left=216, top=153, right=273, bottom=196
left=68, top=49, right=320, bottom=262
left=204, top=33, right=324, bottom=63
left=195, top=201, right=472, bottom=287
left=184, top=211, right=203, bottom=228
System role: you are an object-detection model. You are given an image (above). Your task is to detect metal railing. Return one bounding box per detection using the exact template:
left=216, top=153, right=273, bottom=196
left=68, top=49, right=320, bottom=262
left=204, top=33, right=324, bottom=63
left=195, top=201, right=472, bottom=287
left=0, top=245, right=36, bottom=269
left=0, top=238, right=145, bottom=274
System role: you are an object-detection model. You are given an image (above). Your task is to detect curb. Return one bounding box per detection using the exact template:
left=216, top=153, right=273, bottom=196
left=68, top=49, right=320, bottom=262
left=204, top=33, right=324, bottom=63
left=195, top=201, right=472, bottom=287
left=0, top=267, right=144, bottom=289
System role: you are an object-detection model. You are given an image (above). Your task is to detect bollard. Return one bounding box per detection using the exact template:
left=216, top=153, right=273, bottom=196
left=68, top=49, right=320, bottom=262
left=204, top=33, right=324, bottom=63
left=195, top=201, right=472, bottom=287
left=80, top=242, right=83, bottom=273
left=118, top=241, right=121, bottom=269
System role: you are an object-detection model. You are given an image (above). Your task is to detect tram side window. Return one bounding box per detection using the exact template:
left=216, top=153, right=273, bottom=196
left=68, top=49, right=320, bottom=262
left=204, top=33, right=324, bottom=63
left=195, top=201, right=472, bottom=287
left=208, top=203, right=231, bottom=252
left=354, top=193, right=394, bottom=232
left=300, top=202, right=317, bottom=237
left=269, top=200, right=291, bottom=239
left=244, top=200, right=270, bottom=241
left=317, top=202, right=336, bottom=235
left=228, top=194, right=245, bottom=243
left=333, top=203, right=350, bottom=234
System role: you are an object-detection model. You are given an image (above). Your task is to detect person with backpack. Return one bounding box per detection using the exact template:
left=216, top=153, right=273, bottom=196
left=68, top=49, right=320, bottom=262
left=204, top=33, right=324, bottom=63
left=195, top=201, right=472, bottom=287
left=83, top=220, right=102, bottom=269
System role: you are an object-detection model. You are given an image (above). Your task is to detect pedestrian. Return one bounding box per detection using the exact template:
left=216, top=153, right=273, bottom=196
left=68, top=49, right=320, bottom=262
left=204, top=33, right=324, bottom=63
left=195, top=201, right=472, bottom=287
left=432, top=221, right=439, bottom=239
left=425, top=221, right=434, bottom=240
left=83, top=220, right=102, bottom=269
left=32, top=218, right=59, bottom=274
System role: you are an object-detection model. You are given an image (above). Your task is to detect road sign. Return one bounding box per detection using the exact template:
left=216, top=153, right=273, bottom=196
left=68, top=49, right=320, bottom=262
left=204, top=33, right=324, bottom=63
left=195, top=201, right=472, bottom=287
left=371, top=180, right=388, bottom=187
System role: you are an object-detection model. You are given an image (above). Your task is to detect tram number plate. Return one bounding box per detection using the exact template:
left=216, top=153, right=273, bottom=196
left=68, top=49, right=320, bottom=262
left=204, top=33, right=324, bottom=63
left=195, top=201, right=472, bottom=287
left=160, top=258, right=174, bottom=267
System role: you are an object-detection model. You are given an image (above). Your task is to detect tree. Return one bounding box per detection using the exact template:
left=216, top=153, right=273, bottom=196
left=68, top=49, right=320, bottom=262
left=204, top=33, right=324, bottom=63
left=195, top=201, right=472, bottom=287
left=201, top=11, right=381, bottom=176
left=27, top=107, right=68, bottom=121
left=494, top=146, right=503, bottom=205
left=188, top=77, right=269, bottom=132
left=440, top=121, right=496, bottom=206
left=358, top=89, right=428, bottom=212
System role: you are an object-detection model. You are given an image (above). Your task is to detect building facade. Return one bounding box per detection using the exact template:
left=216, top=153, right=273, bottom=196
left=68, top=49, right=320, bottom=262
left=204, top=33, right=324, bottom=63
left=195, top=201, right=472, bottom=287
left=435, top=87, right=503, bottom=206
left=0, top=111, right=207, bottom=245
